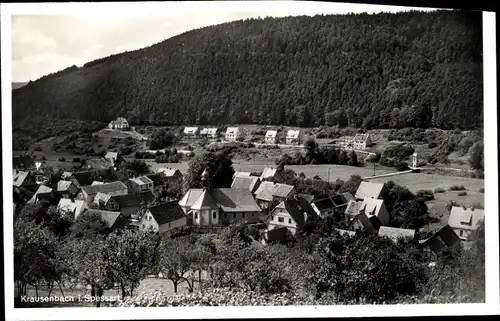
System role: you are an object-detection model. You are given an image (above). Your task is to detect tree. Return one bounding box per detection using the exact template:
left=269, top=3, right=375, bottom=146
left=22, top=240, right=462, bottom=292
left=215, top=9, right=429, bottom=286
left=148, top=129, right=178, bottom=150
left=70, top=210, right=109, bottom=238
left=348, top=150, right=359, bottom=166
left=104, top=230, right=161, bottom=298
left=468, top=142, right=484, bottom=170
left=338, top=175, right=362, bottom=195
left=185, top=152, right=235, bottom=188
left=125, top=160, right=150, bottom=175
left=156, top=236, right=198, bottom=293
left=338, top=150, right=349, bottom=165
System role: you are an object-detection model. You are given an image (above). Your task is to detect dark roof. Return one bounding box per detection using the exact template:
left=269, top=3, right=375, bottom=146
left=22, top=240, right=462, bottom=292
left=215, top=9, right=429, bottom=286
left=341, top=192, right=355, bottom=203
left=313, top=198, right=336, bottom=211
left=211, top=188, right=262, bottom=213
left=82, top=181, right=128, bottom=195
left=297, top=197, right=319, bottom=221
left=86, top=209, right=125, bottom=228
left=148, top=201, right=186, bottom=225
left=331, top=194, right=347, bottom=206
left=145, top=173, right=166, bottom=186
left=71, top=170, right=115, bottom=187
left=298, top=193, right=314, bottom=203
left=419, top=225, right=461, bottom=253
left=111, top=191, right=155, bottom=208
left=231, top=176, right=261, bottom=193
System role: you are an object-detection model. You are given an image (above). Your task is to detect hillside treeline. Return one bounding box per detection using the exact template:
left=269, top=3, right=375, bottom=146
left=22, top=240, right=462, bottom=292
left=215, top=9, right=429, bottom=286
left=12, top=10, right=483, bottom=137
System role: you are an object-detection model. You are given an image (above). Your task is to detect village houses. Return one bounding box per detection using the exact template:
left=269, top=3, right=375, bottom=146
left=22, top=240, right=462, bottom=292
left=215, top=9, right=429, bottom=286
left=78, top=181, right=128, bottom=203
left=200, top=127, right=218, bottom=139
left=27, top=185, right=54, bottom=205
left=104, top=151, right=125, bottom=168
left=419, top=224, right=461, bottom=255
left=260, top=167, right=286, bottom=183
left=13, top=170, right=37, bottom=189
left=96, top=191, right=155, bottom=218
left=447, top=206, right=485, bottom=241
left=128, top=176, right=154, bottom=194
left=183, top=126, right=200, bottom=138
left=378, top=226, right=416, bottom=243
left=286, top=129, right=301, bottom=145
left=139, top=201, right=187, bottom=234
left=355, top=181, right=386, bottom=200
left=266, top=197, right=318, bottom=236
left=265, top=130, right=279, bottom=144
left=80, top=158, right=115, bottom=171
left=85, top=209, right=129, bottom=231
left=57, top=198, right=89, bottom=219
left=353, top=133, right=373, bottom=150
left=225, top=127, right=243, bottom=142
left=57, top=180, right=80, bottom=198
left=108, top=117, right=130, bottom=130
left=344, top=197, right=390, bottom=232
left=156, top=167, right=184, bottom=181
left=254, top=181, right=296, bottom=209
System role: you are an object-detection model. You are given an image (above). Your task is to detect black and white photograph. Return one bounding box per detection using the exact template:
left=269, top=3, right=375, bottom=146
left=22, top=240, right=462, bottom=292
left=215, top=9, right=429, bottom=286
left=2, top=1, right=498, bottom=320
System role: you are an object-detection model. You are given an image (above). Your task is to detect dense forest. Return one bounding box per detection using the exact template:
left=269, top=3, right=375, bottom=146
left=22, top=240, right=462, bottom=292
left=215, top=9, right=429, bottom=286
left=12, top=10, right=483, bottom=138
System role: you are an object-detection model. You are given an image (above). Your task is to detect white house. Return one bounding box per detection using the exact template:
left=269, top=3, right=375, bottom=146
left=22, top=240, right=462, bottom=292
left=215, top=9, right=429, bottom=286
left=448, top=206, right=485, bottom=241
left=57, top=180, right=80, bottom=198
left=286, top=130, right=301, bottom=145
left=225, top=127, right=243, bottom=142
left=104, top=151, right=124, bottom=167
left=108, top=117, right=130, bottom=130
left=266, top=198, right=318, bottom=236
left=139, top=201, right=187, bottom=234
left=355, top=181, right=385, bottom=200
left=183, top=127, right=200, bottom=138
left=345, top=197, right=390, bottom=228
left=260, top=167, right=285, bottom=183
left=128, top=176, right=154, bottom=194
left=57, top=198, right=88, bottom=219
left=265, top=130, right=278, bottom=144
left=200, top=128, right=218, bottom=138
left=353, top=133, right=372, bottom=150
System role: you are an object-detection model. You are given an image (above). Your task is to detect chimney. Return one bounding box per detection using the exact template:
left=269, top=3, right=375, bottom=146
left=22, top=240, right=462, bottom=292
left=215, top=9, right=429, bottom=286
left=70, top=197, right=75, bottom=203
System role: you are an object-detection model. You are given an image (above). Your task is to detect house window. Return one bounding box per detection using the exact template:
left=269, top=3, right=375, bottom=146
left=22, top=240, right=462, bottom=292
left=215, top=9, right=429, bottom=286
left=242, top=213, right=245, bottom=218
left=233, top=213, right=236, bottom=219
left=278, top=217, right=284, bottom=223
left=213, top=212, right=217, bottom=219
left=288, top=218, right=292, bottom=224
left=194, top=212, right=198, bottom=219
left=460, top=230, right=464, bottom=237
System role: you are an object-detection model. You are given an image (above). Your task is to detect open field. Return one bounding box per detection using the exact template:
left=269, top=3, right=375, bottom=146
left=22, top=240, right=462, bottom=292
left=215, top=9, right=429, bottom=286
left=370, top=173, right=485, bottom=232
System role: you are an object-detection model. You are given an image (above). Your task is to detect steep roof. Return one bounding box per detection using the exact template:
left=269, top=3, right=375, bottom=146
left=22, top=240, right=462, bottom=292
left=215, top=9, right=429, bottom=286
left=254, top=181, right=295, bottom=201
left=418, top=224, right=461, bottom=252
left=86, top=209, right=124, bottom=228
left=360, top=197, right=386, bottom=219
left=13, top=171, right=31, bottom=187
left=111, top=191, right=155, bottom=208
left=191, top=189, right=219, bottom=210
left=354, top=133, right=370, bottom=143
left=201, top=128, right=218, bottom=135
left=145, top=173, right=165, bottom=186
left=225, top=127, right=239, bottom=135
left=27, top=185, right=53, bottom=204
left=148, top=201, right=186, bottom=225
left=81, top=181, right=128, bottom=195
left=345, top=200, right=363, bottom=217
left=62, top=171, right=73, bottom=179
left=231, top=176, right=261, bottom=194
left=178, top=189, right=204, bottom=207
left=297, top=193, right=314, bottom=204
left=57, top=198, right=87, bottom=216
left=91, top=181, right=104, bottom=185
left=378, top=226, right=416, bottom=241
left=130, top=176, right=154, bottom=185
left=57, top=180, right=74, bottom=192
left=448, top=206, right=485, bottom=231
left=273, top=199, right=306, bottom=227
left=331, top=194, right=347, bottom=206
left=355, top=181, right=385, bottom=200
left=157, top=167, right=182, bottom=177
left=71, top=171, right=99, bottom=187
left=105, top=151, right=119, bottom=159
left=286, top=129, right=300, bottom=139
left=341, top=192, right=355, bottom=203
left=84, top=158, right=114, bottom=170
left=265, top=130, right=278, bottom=138
left=260, top=167, right=279, bottom=180
left=211, top=188, right=262, bottom=213
left=234, top=171, right=252, bottom=177
left=94, top=192, right=112, bottom=205
left=313, top=198, right=336, bottom=211
left=183, top=127, right=199, bottom=134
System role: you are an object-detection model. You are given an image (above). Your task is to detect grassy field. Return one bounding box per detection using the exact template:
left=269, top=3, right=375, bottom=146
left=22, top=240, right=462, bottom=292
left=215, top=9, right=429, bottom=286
left=370, top=173, right=485, bottom=231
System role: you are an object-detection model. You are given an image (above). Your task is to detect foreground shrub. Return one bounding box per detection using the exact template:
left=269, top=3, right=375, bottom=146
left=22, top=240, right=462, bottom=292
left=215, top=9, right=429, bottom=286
left=448, top=185, right=466, bottom=191
left=416, top=189, right=434, bottom=202
left=457, top=191, right=467, bottom=196
left=434, top=187, right=446, bottom=193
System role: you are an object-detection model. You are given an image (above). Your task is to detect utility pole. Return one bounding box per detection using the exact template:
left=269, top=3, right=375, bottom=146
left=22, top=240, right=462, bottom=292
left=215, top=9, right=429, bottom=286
left=327, top=167, right=330, bottom=182
left=373, top=162, right=376, bottom=176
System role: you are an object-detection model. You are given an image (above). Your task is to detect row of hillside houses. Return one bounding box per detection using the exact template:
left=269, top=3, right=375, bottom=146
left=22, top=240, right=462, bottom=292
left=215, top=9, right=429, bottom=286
left=264, top=129, right=302, bottom=145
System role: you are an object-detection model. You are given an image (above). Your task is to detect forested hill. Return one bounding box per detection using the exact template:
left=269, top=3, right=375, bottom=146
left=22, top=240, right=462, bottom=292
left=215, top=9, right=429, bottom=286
left=12, top=10, right=483, bottom=133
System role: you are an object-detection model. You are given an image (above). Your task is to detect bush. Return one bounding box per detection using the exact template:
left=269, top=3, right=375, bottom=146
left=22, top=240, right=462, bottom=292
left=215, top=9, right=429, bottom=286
left=416, top=189, right=434, bottom=201
left=383, top=144, right=415, bottom=160
left=72, top=157, right=81, bottom=163
left=479, top=188, right=484, bottom=193
left=457, top=191, right=467, bottom=196
left=448, top=185, right=466, bottom=191
left=41, top=156, right=47, bottom=161
left=428, top=142, right=438, bottom=148
left=434, top=187, right=446, bottom=193
left=395, top=161, right=409, bottom=171
left=58, top=157, right=66, bottom=162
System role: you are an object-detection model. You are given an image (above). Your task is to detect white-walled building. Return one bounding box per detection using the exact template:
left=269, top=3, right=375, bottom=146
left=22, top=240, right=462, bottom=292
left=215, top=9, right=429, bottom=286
left=286, top=130, right=301, bottom=145
left=139, top=201, right=187, bottom=234
left=225, top=127, right=243, bottom=142
left=265, top=130, right=279, bottom=144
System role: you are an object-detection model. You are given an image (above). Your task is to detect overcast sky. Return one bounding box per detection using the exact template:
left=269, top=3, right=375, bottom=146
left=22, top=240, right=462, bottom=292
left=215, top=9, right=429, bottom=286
left=10, top=1, right=437, bottom=82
